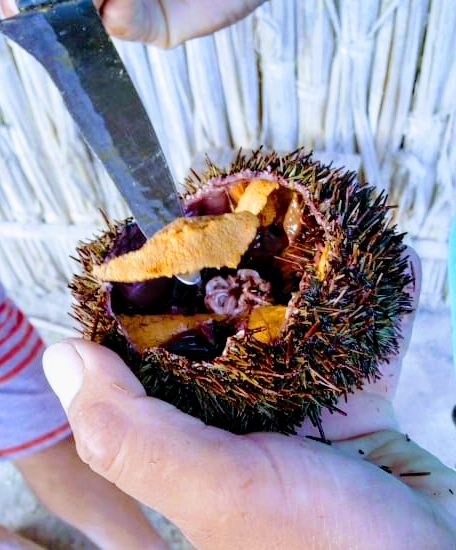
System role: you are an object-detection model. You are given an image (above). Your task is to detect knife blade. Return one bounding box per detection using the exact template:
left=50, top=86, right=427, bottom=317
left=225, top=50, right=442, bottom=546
left=0, top=0, right=182, bottom=238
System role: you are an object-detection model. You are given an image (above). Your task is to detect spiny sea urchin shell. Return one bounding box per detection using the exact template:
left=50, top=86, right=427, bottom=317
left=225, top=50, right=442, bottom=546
left=70, top=148, right=413, bottom=436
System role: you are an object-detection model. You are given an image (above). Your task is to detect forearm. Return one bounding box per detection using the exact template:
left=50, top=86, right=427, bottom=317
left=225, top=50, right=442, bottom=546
left=15, top=435, right=169, bottom=550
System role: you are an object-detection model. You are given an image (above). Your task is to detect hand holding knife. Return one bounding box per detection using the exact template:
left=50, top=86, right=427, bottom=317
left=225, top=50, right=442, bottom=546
left=0, top=0, right=200, bottom=283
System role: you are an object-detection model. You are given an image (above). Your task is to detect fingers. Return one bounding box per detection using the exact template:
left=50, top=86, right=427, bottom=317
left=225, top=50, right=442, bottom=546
left=160, top=0, right=267, bottom=48
left=360, top=245, right=422, bottom=396
left=364, top=245, right=422, bottom=394
left=42, top=339, right=251, bottom=523
left=395, top=245, right=422, bottom=357
left=98, top=0, right=266, bottom=47
left=335, top=429, right=456, bottom=521
left=96, top=0, right=167, bottom=44
left=0, top=0, right=166, bottom=43
left=1, top=0, right=266, bottom=46
left=296, top=246, right=422, bottom=442
left=0, top=0, right=18, bottom=17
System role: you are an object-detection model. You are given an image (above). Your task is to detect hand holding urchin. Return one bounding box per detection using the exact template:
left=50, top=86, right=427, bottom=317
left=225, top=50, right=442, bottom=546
left=71, top=148, right=413, bottom=437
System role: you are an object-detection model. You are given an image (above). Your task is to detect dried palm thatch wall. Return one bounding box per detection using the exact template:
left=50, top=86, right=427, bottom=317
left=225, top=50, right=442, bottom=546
left=0, top=0, right=455, bottom=333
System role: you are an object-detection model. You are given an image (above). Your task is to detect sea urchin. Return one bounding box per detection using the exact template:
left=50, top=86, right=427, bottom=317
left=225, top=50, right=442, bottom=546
left=70, top=148, right=413, bottom=436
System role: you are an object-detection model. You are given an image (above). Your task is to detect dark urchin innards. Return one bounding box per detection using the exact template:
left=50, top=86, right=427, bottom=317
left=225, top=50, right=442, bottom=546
left=70, top=148, right=413, bottom=437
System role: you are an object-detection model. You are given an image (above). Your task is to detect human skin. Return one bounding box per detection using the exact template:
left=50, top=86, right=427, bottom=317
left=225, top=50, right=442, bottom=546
left=14, top=436, right=170, bottom=550
left=42, top=251, right=456, bottom=549
left=0, top=0, right=267, bottom=47
left=0, top=526, right=47, bottom=550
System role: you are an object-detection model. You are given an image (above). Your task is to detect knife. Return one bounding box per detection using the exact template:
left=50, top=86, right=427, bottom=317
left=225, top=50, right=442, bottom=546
left=0, top=0, right=179, bottom=235
left=0, top=0, right=200, bottom=283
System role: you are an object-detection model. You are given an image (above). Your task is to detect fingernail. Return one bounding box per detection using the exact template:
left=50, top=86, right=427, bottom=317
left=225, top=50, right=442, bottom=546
left=43, top=342, right=84, bottom=412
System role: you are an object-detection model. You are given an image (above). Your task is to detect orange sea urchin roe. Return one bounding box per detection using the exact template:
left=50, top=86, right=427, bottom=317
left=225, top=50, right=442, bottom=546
left=234, top=179, right=279, bottom=215
left=117, top=313, right=226, bottom=351
left=234, top=179, right=279, bottom=222
left=247, top=305, right=287, bottom=343
left=118, top=305, right=286, bottom=351
left=93, top=211, right=259, bottom=283
left=98, top=180, right=293, bottom=354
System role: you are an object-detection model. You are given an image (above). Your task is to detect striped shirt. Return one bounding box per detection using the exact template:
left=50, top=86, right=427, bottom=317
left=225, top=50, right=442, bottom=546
left=0, top=282, right=71, bottom=460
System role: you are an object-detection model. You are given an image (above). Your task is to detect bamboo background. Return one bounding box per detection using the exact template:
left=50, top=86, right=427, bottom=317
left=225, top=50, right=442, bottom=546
left=0, top=0, right=455, bottom=334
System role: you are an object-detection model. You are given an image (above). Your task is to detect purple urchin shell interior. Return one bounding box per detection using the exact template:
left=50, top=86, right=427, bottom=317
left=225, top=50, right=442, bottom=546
left=104, top=173, right=308, bottom=360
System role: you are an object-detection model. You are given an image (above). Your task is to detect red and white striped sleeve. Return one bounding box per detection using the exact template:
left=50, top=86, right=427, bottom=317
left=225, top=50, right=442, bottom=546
left=0, top=296, right=45, bottom=384
left=0, top=284, right=71, bottom=460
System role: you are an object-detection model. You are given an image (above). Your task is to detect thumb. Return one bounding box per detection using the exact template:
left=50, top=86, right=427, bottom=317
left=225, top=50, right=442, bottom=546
left=42, top=339, right=239, bottom=522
